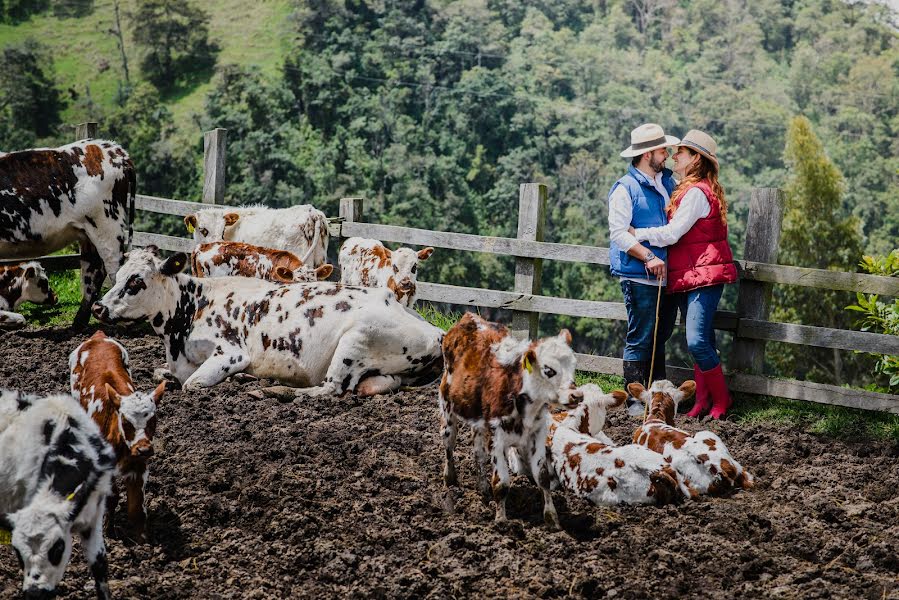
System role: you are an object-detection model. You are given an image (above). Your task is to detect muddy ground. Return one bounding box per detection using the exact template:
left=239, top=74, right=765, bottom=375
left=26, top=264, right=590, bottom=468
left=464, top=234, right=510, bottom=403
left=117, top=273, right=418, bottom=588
left=1, top=326, right=897, bottom=599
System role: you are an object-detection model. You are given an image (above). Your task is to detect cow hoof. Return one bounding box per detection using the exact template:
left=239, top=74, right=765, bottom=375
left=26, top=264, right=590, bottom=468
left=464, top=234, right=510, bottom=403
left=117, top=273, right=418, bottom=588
left=261, top=385, right=300, bottom=400
left=232, top=373, right=258, bottom=383
left=544, top=512, right=561, bottom=531
left=152, top=368, right=177, bottom=384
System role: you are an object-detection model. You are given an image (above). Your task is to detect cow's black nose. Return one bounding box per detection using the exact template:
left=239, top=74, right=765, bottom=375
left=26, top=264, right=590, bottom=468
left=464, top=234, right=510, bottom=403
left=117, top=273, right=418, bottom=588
left=135, top=445, right=154, bottom=458
left=23, top=587, right=56, bottom=600
left=91, top=303, right=108, bottom=320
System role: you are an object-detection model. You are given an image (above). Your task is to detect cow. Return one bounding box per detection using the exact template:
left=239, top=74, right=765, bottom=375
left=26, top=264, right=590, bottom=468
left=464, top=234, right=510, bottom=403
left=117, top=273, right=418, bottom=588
left=0, top=261, right=57, bottom=329
left=69, top=331, right=166, bottom=542
left=91, top=247, right=444, bottom=396
left=550, top=384, right=689, bottom=506
left=629, top=380, right=754, bottom=496
left=338, top=237, right=434, bottom=307
left=0, top=140, right=136, bottom=327
left=0, top=389, right=116, bottom=599
left=184, top=204, right=329, bottom=267
left=191, top=241, right=333, bottom=283
left=438, top=313, right=582, bottom=529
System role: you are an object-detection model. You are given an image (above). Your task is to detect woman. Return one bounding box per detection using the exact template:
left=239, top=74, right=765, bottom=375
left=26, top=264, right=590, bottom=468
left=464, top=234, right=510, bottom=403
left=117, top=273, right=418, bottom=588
left=629, top=130, right=738, bottom=419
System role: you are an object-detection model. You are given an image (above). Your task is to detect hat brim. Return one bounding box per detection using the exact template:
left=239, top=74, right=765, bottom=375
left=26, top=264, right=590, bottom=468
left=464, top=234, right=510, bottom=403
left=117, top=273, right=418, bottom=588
left=620, top=135, right=681, bottom=158
left=679, top=140, right=719, bottom=170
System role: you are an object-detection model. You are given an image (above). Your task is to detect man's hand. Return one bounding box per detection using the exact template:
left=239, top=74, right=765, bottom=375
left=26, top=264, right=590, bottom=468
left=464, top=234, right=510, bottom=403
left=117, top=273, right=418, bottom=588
left=645, top=257, right=666, bottom=279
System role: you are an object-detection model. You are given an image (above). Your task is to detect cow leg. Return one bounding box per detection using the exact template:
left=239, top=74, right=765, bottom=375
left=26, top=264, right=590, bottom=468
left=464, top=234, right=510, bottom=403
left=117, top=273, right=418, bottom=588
left=439, top=387, right=459, bottom=487
left=80, top=511, right=111, bottom=600
left=181, top=349, right=250, bottom=390
left=124, top=465, right=147, bottom=542
left=473, top=427, right=493, bottom=504
left=76, top=237, right=106, bottom=328
left=490, top=429, right=511, bottom=521
left=104, top=478, right=119, bottom=538
left=525, top=434, right=560, bottom=530
left=0, top=310, right=26, bottom=329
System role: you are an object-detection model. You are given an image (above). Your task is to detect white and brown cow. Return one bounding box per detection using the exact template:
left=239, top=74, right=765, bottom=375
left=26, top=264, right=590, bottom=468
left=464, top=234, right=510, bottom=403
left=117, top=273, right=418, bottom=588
left=191, top=241, right=333, bottom=283
left=338, top=237, right=433, bottom=307
left=184, top=204, right=330, bottom=267
left=70, top=331, right=166, bottom=542
left=0, top=261, right=57, bottom=329
left=550, top=384, right=689, bottom=506
left=629, top=380, right=754, bottom=496
left=91, top=247, right=444, bottom=396
left=0, top=389, right=116, bottom=599
left=0, top=140, right=136, bottom=327
left=439, top=313, right=582, bottom=529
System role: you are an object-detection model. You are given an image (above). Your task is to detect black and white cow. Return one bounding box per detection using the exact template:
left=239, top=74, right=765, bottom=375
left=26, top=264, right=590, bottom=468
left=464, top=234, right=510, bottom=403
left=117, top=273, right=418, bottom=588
left=0, top=390, right=116, bottom=599
left=92, top=247, right=444, bottom=395
left=0, top=140, right=136, bottom=327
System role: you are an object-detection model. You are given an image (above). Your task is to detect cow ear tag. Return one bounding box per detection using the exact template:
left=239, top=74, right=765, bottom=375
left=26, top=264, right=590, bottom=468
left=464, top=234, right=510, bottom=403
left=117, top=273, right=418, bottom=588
left=186, top=222, right=195, bottom=234
left=0, top=529, right=10, bottom=545
left=523, top=355, right=533, bottom=373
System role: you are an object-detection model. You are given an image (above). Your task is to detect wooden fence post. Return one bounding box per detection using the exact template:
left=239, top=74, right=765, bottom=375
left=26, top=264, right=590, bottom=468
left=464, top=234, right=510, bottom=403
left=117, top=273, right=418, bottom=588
left=339, top=197, right=364, bottom=224
left=75, top=122, right=97, bottom=140
left=730, top=188, right=785, bottom=374
left=511, top=183, right=547, bottom=339
left=202, top=128, right=228, bottom=205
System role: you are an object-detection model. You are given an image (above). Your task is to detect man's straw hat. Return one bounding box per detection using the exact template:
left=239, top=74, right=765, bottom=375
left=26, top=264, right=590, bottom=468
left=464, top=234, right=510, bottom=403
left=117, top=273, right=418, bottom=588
left=620, top=123, right=680, bottom=158
left=679, top=129, right=719, bottom=170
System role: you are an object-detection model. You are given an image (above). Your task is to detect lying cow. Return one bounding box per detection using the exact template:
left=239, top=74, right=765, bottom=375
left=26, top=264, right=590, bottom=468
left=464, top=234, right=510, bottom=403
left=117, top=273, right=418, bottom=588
left=551, top=384, right=688, bottom=506
left=184, top=204, right=329, bottom=267
left=0, top=389, right=116, bottom=599
left=0, top=140, right=136, bottom=327
left=92, top=246, right=444, bottom=395
left=629, top=380, right=754, bottom=496
left=70, top=331, right=166, bottom=541
left=0, top=261, right=57, bottom=329
left=339, top=237, right=434, bottom=307
left=439, top=313, right=582, bottom=529
left=191, top=241, right=333, bottom=283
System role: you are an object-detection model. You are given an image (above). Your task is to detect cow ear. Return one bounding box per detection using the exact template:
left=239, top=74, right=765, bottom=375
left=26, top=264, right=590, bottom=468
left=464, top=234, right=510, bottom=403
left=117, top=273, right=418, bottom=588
left=609, top=390, right=628, bottom=408
left=223, top=213, right=240, bottom=227
left=627, top=382, right=646, bottom=401
left=558, top=329, right=572, bottom=345
left=152, top=381, right=166, bottom=405
left=273, top=266, right=294, bottom=281
left=184, top=215, right=197, bottom=233
left=0, top=512, right=14, bottom=532
left=522, top=348, right=538, bottom=374
left=24, top=266, right=36, bottom=279
left=145, top=244, right=159, bottom=255
left=160, top=253, right=189, bottom=276
left=679, top=380, right=696, bottom=400
left=315, top=264, right=333, bottom=280
left=105, top=383, right=121, bottom=407
left=417, top=247, right=434, bottom=260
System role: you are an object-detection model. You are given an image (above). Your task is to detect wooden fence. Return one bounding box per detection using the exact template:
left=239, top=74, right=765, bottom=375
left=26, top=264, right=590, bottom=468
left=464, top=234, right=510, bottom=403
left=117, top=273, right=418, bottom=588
left=11, top=123, right=899, bottom=414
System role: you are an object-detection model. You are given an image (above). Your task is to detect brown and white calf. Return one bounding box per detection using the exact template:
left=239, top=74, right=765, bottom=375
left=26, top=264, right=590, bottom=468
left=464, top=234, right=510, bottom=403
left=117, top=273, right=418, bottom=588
left=629, top=380, right=754, bottom=496
left=550, top=384, right=689, bottom=506
left=439, top=313, right=582, bottom=529
left=0, top=261, right=57, bottom=328
left=339, top=237, right=434, bottom=306
left=191, top=241, right=333, bottom=283
left=70, top=331, right=166, bottom=541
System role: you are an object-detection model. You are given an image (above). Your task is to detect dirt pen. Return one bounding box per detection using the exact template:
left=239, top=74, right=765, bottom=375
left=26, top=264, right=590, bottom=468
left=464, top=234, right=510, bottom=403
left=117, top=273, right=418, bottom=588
left=1, top=326, right=897, bottom=599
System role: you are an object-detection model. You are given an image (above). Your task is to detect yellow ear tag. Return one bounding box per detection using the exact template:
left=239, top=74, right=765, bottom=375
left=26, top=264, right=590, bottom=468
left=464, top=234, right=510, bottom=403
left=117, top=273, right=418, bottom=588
left=66, top=491, right=76, bottom=501
left=0, top=529, right=11, bottom=545
left=523, top=355, right=533, bottom=373
left=186, top=223, right=195, bottom=234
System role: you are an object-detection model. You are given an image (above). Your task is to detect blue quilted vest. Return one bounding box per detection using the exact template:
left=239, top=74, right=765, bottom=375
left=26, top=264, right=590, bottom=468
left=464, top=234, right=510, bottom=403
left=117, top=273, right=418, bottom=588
left=608, top=166, right=675, bottom=279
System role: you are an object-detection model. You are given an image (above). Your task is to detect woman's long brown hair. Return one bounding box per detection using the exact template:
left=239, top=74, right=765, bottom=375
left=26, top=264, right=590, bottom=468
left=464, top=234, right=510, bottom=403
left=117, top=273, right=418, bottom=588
left=668, top=150, right=728, bottom=225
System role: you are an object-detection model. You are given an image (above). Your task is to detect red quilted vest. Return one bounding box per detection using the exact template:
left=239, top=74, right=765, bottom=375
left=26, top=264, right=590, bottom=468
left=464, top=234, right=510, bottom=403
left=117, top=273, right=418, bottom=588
left=666, top=181, right=738, bottom=293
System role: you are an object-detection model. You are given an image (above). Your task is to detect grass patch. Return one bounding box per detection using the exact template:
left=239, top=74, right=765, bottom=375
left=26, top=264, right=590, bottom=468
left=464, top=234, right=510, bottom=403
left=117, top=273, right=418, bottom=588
left=417, top=303, right=463, bottom=332
left=17, top=269, right=82, bottom=326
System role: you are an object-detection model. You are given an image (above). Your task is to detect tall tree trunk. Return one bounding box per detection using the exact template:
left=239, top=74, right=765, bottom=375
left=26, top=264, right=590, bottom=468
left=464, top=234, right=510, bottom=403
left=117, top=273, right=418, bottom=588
left=111, top=0, right=130, bottom=85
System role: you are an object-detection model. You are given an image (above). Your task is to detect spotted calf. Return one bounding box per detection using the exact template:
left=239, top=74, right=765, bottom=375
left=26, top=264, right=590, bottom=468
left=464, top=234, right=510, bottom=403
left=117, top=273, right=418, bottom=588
left=69, top=331, right=165, bottom=542
left=439, top=313, right=582, bottom=529
left=92, top=247, right=444, bottom=395
left=191, top=241, right=333, bottom=283
left=0, top=261, right=57, bottom=329
left=339, top=237, right=434, bottom=307
left=0, top=390, right=116, bottom=599
left=629, top=380, right=754, bottom=496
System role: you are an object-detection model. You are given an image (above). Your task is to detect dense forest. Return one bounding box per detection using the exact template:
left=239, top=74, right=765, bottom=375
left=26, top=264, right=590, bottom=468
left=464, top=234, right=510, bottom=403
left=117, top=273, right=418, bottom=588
left=1, top=0, right=897, bottom=389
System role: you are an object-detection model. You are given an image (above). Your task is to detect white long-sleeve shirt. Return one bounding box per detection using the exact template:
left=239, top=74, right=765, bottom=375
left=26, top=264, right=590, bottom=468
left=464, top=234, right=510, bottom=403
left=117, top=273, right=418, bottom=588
left=633, top=187, right=710, bottom=247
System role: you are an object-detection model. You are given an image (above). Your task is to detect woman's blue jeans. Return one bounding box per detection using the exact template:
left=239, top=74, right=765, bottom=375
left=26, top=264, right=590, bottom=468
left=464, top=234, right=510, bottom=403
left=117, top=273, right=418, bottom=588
left=674, top=284, right=724, bottom=371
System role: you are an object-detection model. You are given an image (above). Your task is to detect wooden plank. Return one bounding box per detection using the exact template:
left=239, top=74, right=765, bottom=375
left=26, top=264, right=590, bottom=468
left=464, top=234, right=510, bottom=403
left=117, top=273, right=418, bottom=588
left=202, top=128, right=227, bottom=205
left=0, top=254, right=81, bottom=271
left=132, top=232, right=195, bottom=253
left=737, top=260, right=899, bottom=296
left=75, top=122, right=97, bottom=140
left=338, top=198, right=364, bottom=225
left=739, top=319, right=899, bottom=356
left=511, top=183, right=546, bottom=338
left=136, top=194, right=206, bottom=217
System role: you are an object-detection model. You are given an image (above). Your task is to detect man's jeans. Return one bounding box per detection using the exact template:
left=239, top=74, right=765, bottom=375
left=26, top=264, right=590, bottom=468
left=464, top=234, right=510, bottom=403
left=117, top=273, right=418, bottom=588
left=675, top=284, right=724, bottom=371
left=620, top=280, right=678, bottom=365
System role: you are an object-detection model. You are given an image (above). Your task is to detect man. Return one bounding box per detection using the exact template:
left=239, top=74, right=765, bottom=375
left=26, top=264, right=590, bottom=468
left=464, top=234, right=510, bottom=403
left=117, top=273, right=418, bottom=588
left=608, top=123, right=680, bottom=416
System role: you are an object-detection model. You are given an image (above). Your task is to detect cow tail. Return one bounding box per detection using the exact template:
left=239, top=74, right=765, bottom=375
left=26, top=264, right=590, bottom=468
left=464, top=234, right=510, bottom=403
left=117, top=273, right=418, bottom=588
left=299, top=213, right=325, bottom=266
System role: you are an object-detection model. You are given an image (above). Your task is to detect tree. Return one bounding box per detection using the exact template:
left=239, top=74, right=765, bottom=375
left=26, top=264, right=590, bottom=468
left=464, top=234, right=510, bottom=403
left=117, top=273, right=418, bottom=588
left=1, top=0, right=49, bottom=23
left=0, top=39, right=67, bottom=147
left=129, top=0, right=218, bottom=90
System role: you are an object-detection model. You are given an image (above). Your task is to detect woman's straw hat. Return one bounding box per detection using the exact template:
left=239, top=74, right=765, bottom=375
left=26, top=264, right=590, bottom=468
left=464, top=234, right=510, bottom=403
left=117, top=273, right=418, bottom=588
left=679, top=129, right=719, bottom=169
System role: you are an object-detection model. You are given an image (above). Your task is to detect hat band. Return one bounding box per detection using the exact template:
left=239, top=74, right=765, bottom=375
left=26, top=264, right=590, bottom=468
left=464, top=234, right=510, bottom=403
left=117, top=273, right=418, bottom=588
left=683, top=139, right=715, bottom=158
left=630, top=136, right=668, bottom=151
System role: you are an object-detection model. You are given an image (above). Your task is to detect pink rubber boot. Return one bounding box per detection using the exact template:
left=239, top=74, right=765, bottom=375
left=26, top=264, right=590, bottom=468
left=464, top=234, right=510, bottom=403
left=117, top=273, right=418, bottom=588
left=685, top=364, right=711, bottom=418
left=705, top=364, right=733, bottom=420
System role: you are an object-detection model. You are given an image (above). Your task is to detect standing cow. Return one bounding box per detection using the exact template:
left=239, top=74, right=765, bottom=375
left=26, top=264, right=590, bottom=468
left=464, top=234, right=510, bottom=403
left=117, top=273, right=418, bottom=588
left=0, top=389, right=116, bottom=599
left=338, top=237, right=434, bottom=307
left=91, top=247, right=444, bottom=396
left=0, top=140, right=136, bottom=327
left=0, top=261, right=57, bottom=329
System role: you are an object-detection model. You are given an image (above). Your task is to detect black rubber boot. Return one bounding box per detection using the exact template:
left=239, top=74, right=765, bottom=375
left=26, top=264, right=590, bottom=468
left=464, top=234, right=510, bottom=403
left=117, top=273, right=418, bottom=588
left=622, top=360, right=650, bottom=417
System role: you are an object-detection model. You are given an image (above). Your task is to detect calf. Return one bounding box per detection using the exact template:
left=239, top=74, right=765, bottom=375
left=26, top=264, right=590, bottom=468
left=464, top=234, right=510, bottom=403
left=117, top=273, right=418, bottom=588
left=0, top=389, right=116, bottom=599
left=0, top=140, right=136, bottom=327
left=191, top=241, right=333, bottom=283
left=339, top=237, right=434, bottom=307
left=92, top=247, right=444, bottom=395
left=0, top=261, right=57, bottom=329
left=184, top=204, right=329, bottom=267
left=439, top=313, right=582, bottom=529
left=629, top=380, right=754, bottom=496
left=70, top=331, right=166, bottom=541
left=550, top=384, right=688, bottom=506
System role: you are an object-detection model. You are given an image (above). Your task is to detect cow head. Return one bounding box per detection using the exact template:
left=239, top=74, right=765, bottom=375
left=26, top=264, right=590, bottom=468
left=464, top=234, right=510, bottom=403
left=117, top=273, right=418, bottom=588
left=106, top=382, right=164, bottom=458
left=92, top=247, right=189, bottom=325
left=272, top=263, right=333, bottom=283
left=19, top=262, right=57, bottom=307
left=561, top=384, right=627, bottom=436
left=627, top=380, right=696, bottom=425
left=1, top=507, right=75, bottom=599
left=521, top=329, right=582, bottom=409
left=385, top=246, right=433, bottom=306
left=185, top=211, right=238, bottom=243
